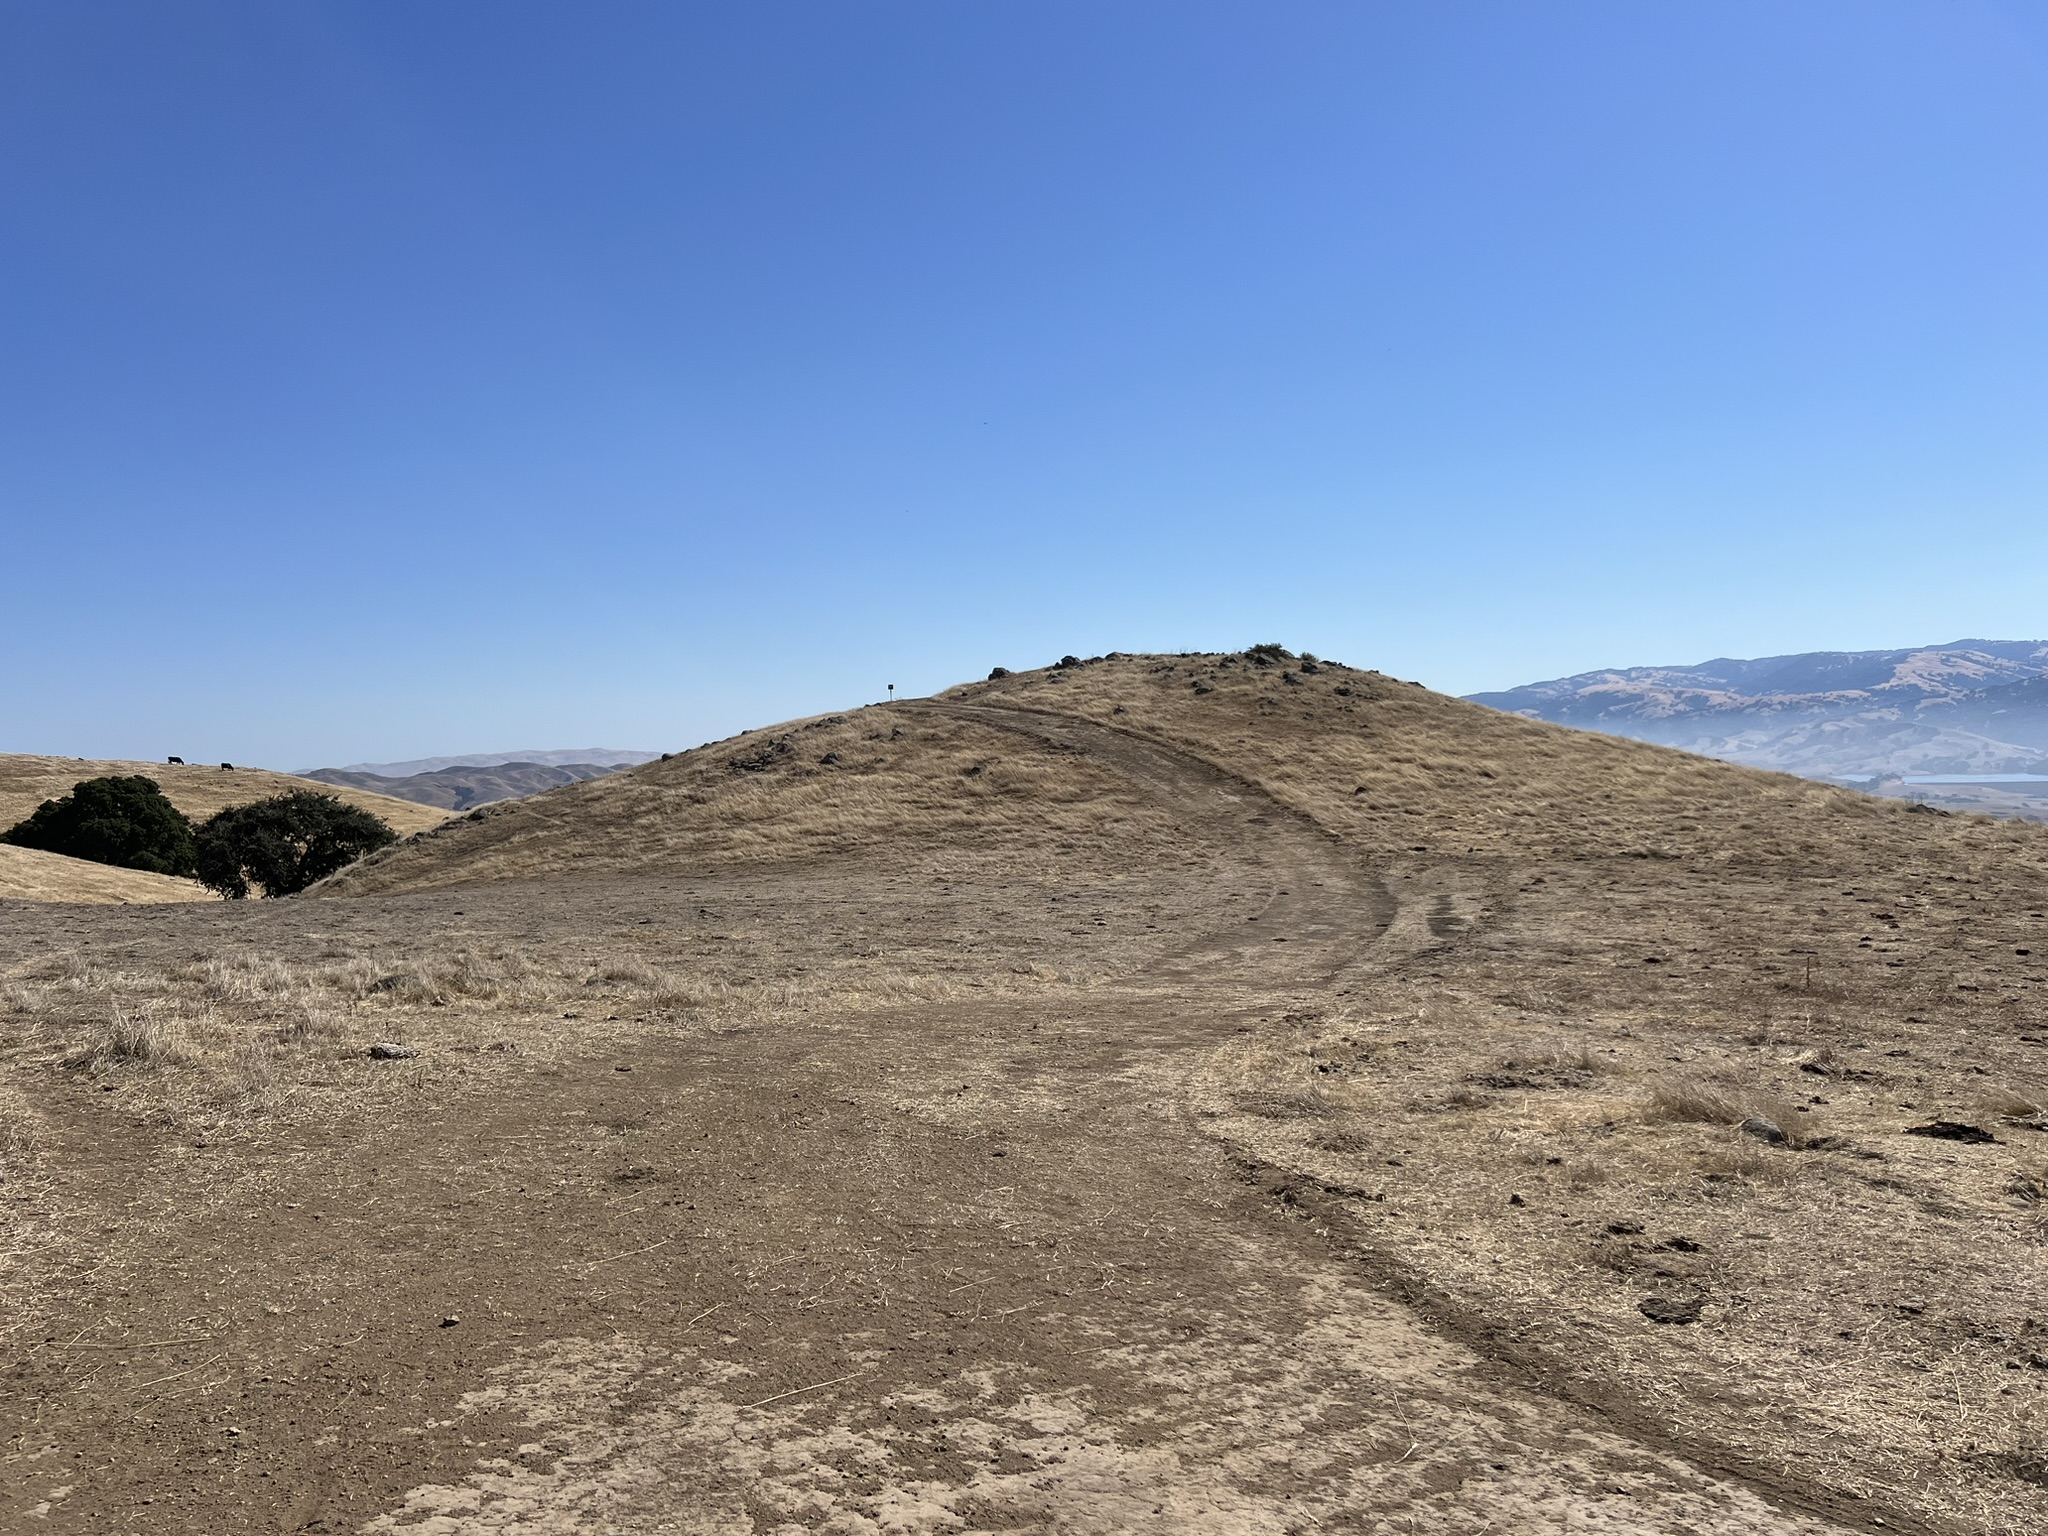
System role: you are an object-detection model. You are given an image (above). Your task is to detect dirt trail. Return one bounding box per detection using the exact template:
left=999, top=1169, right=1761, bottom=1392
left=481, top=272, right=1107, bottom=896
left=2, top=703, right=1887, bottom=1534
left=917, top=701, right=1394, bottom=987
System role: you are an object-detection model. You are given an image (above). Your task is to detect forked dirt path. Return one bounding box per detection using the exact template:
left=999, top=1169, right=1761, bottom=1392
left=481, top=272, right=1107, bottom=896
left=3, top=704, right=1884, bottom=1534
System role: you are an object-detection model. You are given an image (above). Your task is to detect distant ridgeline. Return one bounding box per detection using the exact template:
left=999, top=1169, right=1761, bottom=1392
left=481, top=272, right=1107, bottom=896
left=1468, top=641, right=2048, bottom=794
left=300, top=759, right=644, bottom=812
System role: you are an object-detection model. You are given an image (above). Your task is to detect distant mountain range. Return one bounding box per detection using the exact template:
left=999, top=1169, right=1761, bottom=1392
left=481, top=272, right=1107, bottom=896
left=324, top=748, right=660, bottom=778
left=1468, top=640, right=2048, bottom=780
left=301, top=759, right=642, bottom=812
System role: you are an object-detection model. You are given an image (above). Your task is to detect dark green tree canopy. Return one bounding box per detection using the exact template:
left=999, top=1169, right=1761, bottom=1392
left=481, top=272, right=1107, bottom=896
left=1, top=776, right=199, bottom=877
left=194, top=791, right=397, bottom=899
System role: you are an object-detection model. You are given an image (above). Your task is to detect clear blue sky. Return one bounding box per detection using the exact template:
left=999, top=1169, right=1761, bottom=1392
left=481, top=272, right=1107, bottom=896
left=5, top=3, right=2046, bottom=767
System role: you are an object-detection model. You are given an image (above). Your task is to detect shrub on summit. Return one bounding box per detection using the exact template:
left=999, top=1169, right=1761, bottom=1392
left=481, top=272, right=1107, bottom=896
left=195, top=791, right=396, bottom=899
left=1, top=775, right=199, bottom=876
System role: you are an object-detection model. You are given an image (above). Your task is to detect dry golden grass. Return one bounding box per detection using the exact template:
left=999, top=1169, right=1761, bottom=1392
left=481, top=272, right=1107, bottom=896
left=0, top=753, right=449, bottom=840
left=81, top=1002, right=195, bottom=1068
left=955, top=652, right=2030, bottom=871
left=0, top=1083, right=52, bottom=1348
left=0, top=901, right=1087, bottom=1155
left=324, top=707, right=1198, bottom=894
left=0, top=753, right=447, bottom=907
left=322, top=651, right=2042, bottom=899
left=0, top=842, right=213, bottom=904
left=1641, top=1076, right=1833, bottom=1147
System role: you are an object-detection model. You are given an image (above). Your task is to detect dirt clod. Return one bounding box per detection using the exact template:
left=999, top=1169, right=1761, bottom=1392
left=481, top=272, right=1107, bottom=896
left=1904, top=1121, right=1998, bottom=1144
left=1639, top=1296, right=1705, bottom=1325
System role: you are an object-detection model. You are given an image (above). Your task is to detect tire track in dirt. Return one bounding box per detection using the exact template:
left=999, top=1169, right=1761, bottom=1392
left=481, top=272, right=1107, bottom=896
left=918, top=700, right=1938, bottom=1536
left=909, top=700, right=1394, bottom=990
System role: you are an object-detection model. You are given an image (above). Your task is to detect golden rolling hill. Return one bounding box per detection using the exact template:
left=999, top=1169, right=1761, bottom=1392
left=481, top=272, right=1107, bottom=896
left=0, top=843, right=211, bottom=904
left=0, top=754, right=449, bottom=904
left=325, top=648, right=1988, bottom=893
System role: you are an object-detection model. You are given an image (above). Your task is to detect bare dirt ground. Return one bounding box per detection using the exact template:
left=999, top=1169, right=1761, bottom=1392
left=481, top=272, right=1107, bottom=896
left=4, top=660, right=2045, bottom=1533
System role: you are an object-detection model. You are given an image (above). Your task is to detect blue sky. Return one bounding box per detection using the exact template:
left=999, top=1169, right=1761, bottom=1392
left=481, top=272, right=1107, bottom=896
left=5, top=3, right=2046, bottom=767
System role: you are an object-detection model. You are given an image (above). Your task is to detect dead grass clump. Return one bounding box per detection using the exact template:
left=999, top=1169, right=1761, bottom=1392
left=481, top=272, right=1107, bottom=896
left=1537, top=1040, right=1612, bottom=1074
left=24, top=951, right=97, bottom=989
left=317, top=956, right=384, bottom=996
left=1496, top=986, right=1570, bottom=1015
left=223, top=1038, right=286, bottom=1108
left=1313, top=1130, right=1374, bottom=1155
left=438, top=951, right=538, bottom=1001
left=1478, top=1039, right=1613, bottom=1088
left=1562, top=1158, right=1611, bottom=1189
left=198, top=953, right=301, bottom=1004
left=645, top=976, right=721, bottom=1012
left=591, top=956, right=665, bottom=989
left=333, top=947, right=567, bottom=1009
left=85, top=1003, right=191, bottom=1069
left=1977, top=1086, right=2045, bottom=1121
left=364, top=971, right=445, bottom=1007
left=1644, top=1078, right=1750, bottom=1126
left=2, top=983, right=35, bottom=1015
left=274, top=1006, right=343, bottom=1048
left=1980, top=1446, right=2048, bottom=1491
left=2013, top=1160, right=2048, bottom=1232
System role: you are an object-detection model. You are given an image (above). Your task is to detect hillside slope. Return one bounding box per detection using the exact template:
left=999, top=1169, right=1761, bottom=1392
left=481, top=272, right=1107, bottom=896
left=0, top=843, right=211, bottom=904
left=325, top=648, right=1971, bottom=895
left=0, top=755, right=450, bottom=841
left=301, top=760, right=627, bottom=811
left=331, top=747, right=658, bottom=776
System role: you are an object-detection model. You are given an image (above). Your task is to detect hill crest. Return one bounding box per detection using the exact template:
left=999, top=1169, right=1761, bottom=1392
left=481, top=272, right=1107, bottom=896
left=301, top=761, right=629, bottom=812
left=318, top=648, right=1979, bottom=898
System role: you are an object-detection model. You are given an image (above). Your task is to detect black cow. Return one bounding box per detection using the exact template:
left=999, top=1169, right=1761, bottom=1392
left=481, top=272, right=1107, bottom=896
left=166, top=756, right=184, bottom=765
left=220, top=762, right=234, bottom=771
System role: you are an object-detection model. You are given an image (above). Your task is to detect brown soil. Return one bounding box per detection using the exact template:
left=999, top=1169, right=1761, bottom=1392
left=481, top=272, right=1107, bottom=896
left=4, top=658, right=2045, bottom=1533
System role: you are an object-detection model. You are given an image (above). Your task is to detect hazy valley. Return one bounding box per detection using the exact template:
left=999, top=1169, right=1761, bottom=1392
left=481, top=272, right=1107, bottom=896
left=1473, top=640, right=2048, bottom=819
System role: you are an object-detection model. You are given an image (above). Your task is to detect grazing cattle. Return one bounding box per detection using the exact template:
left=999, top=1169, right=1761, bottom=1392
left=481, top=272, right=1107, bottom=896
left=166, top=756, right=184, bottom=765
left=220, top=762, right=235, bottom=771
